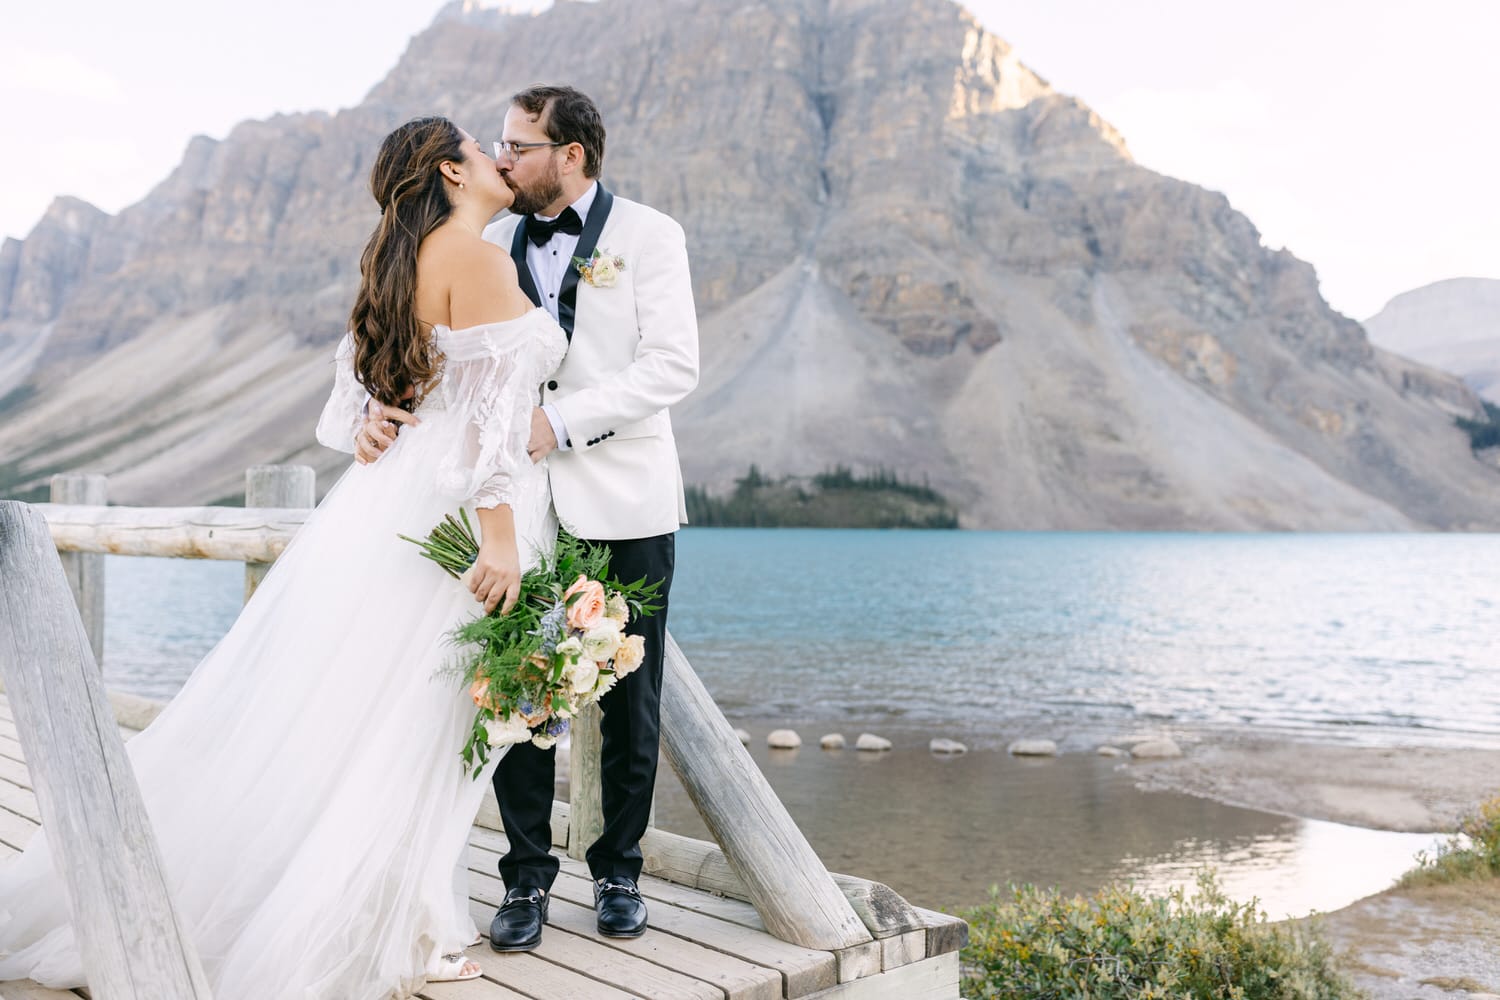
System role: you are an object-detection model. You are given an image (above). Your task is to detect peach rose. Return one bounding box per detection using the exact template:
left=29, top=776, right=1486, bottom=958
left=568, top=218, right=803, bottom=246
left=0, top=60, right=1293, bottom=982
left=563, top=575, right=607, bottom=631
left=613, top=634, right=646, bottom=676
left=469, top=678, right=503, bottom=713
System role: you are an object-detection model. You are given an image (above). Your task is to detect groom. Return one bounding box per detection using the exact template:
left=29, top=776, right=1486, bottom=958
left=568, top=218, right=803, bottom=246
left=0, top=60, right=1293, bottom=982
left=362, top=85, right=698, bottom=949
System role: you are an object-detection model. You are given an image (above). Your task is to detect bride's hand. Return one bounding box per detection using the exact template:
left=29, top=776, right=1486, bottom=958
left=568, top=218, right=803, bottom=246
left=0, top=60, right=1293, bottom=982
left=466, top=540, right=521, bottom=615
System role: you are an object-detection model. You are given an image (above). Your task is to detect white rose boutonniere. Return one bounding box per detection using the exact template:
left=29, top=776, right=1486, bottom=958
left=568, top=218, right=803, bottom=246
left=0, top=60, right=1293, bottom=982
left=574, top=248, right=625, bottom=288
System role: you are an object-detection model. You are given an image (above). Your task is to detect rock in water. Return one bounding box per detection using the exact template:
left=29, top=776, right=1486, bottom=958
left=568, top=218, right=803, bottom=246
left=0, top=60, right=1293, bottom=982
left=820, top=733, right=846, bottom=749
left=767, top=729, right=802, bottom=749
left=1096, top=745, right=1125, bottom=757
left=855, top=733, right=892, bottom=752
left=733, top=728, right=751, bottom=746
left=1008, top=739, right=1058, bottom=757
left=1130, top=739, right=1183, bottom=759
left=929, top=738, right=968, bottom=754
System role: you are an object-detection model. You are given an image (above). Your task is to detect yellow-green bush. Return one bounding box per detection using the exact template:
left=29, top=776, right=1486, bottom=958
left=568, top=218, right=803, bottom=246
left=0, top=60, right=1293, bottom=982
left=1400, top=795, right=1500, bottom=888
left=959, top=872, right=1357, bottom=999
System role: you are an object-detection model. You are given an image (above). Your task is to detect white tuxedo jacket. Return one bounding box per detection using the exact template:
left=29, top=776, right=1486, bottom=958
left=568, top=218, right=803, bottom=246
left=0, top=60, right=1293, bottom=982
left=484, top=188, right=699, bottom=541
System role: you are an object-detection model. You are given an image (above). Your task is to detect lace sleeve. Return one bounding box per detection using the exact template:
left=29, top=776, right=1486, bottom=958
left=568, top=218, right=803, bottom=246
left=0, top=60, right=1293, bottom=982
left=433, top=342, right=537, bottom=511
left=314, top=333, right=367, bottom=454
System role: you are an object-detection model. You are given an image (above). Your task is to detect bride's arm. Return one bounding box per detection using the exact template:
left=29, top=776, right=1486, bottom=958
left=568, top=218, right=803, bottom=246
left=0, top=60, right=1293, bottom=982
left=313, top=333, right=366, bottom=453
left=451, top=241, right=536, bottom=616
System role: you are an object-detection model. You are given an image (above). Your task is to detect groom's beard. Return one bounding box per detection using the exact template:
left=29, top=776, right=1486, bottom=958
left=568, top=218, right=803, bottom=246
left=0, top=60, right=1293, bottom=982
left=507, top=161, right=565, bottom=217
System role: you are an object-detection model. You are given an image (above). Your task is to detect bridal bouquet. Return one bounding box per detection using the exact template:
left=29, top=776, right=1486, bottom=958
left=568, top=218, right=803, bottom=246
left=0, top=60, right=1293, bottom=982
left=401, top=511, right=661, bottom=778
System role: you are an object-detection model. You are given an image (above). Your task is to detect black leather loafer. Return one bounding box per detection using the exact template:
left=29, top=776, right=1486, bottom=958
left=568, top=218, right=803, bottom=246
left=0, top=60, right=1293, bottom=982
left=594, top=876, right=648, bottom=938
left=489, top=886, right=548, bottom=952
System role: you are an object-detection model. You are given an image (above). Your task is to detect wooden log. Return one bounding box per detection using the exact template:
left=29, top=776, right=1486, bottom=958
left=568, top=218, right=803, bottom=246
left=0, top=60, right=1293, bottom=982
left=243, top=465, right=314, bottom=601
left=659, top=632, right=871, bottom=951
left=0, top=501, right=214, bottom=998
left=567, top=702, right=604, bottom=862
left=48, top=475, right=107, bottom=665
left=35, top=503, right=309, bottom=561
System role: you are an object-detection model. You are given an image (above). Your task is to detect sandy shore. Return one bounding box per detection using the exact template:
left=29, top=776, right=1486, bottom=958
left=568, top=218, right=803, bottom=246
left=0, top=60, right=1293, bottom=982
left=1125, top=730, right=1500, bottom=996
left=1127, top=730, right=1500, bottom=832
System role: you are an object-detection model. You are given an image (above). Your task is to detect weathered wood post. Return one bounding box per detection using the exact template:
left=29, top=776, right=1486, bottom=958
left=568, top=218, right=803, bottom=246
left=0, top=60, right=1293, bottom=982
left=0, top=501, right=214, bottom=998
left=567, top=702, right=605, bottom=861
left=49, top=473, right=107, bottom=665
left=659, top=632, right=873, bottom=951
left=243, top=464, right=315, bottom=602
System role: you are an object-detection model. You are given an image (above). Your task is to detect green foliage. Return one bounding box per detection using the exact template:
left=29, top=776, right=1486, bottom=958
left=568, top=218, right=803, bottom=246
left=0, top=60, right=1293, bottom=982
left=1400, top=795, right=1500, bottom=888
left=400, top=515, right=662, bottom=778
left=686, top=465, right=959, bottom=529
left=959, top=872, right=1357, bottom=1000
left=1455, top=401, right=1500, bottom=451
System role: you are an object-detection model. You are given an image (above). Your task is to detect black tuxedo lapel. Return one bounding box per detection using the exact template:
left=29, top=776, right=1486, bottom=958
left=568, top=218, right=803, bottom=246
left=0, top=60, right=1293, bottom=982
left=508, top=219, right=543, bottom=308
left=557, top=185, right=615, bottom=342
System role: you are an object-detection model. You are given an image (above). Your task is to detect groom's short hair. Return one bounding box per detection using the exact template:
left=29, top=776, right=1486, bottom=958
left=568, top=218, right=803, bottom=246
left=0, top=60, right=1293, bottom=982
left=512, top=85, right=606, bottom=179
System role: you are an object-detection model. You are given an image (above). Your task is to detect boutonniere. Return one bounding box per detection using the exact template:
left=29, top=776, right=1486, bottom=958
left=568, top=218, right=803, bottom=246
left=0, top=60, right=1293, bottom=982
left=573, top=248, right=626, bottom=288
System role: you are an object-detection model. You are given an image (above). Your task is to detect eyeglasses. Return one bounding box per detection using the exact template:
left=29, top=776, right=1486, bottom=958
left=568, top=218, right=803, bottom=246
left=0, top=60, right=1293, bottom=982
left=493, top=140, right=567, bottom=162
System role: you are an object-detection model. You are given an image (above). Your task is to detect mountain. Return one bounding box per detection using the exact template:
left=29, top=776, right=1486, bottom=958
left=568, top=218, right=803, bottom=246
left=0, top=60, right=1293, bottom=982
left=1363, top=277, right=1500, bottom=405
left=1, top=0, right=1496, bottom=528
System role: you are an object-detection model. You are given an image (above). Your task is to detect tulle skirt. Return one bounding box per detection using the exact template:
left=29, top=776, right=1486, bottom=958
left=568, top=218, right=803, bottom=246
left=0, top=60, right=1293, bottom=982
left=0, top=406, right=556, bottom=998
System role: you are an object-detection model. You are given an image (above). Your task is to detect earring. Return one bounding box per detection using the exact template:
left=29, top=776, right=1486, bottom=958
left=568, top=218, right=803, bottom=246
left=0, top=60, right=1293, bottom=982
left=459, top=182, right=466, bottom=190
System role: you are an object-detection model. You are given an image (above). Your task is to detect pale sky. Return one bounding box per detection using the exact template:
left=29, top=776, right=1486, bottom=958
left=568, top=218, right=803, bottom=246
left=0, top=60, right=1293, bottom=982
left=2, top=0, right=1494, bottom=320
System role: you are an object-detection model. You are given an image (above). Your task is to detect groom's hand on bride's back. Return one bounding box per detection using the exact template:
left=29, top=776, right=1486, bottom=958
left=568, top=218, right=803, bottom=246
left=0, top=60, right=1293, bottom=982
left=355, top=401, right=420, bottom=465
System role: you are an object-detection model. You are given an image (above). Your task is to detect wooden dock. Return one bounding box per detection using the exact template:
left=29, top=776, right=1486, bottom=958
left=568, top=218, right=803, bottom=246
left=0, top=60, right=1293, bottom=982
left=0, top=482, right=965, bottom=999
left=0, top=692, right=961, bottom=1000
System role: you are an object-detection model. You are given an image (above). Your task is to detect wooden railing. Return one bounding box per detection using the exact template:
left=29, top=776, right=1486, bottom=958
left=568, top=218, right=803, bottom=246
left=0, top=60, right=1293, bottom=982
left=14, top=467, right=901, bottom=959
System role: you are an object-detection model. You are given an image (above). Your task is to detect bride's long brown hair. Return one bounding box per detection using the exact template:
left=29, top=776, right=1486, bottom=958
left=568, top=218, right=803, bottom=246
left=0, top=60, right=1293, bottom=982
left=349, top=116, right=464, bottom=407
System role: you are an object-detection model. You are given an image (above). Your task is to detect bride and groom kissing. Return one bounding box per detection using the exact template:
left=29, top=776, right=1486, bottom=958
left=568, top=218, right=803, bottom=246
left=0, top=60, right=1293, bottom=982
left=0, top=85, right=699, bottom=997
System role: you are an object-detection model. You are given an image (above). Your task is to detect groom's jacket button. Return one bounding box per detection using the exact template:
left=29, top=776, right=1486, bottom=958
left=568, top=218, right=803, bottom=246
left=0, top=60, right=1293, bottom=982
left=547, top=380, right=558, bottom=391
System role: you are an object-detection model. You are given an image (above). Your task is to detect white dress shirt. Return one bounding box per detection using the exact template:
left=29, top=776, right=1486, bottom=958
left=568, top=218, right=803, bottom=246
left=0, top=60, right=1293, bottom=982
left=528, top=182, right=598, bottom=453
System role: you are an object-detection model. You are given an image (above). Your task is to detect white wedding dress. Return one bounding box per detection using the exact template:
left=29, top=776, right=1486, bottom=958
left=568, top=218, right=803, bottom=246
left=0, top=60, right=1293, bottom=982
left=0, top=308, right=568, bottom=998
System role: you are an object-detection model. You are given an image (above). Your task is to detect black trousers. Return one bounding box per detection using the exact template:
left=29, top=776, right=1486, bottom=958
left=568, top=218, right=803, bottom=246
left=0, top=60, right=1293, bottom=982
left=491, top=531, right=675, bottom=890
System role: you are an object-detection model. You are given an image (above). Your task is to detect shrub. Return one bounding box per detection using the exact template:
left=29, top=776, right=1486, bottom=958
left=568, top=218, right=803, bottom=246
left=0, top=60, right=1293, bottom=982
left=1455, top=402, right=1500, bottom=451
left=959, top=872, right=1358, bottom=1000
left=1399, top=795, right=1500, bottom=888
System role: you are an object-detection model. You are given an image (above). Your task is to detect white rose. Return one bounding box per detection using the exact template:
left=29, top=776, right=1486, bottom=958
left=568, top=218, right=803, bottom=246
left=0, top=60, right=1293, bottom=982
left=555, top=635, right=584, bottom=657
left=593, top=670, right=619, bottom=698
left=605, top=592, right=629, bottom=625
left=590, top=256, right=620, bottom=287
left=568, top=658, right=600, bottom=695
left=581, top=619, right=624, bottom=662
left=531, top=733, right=558, bottom=750
left=483, top=714, right=532, bottom=748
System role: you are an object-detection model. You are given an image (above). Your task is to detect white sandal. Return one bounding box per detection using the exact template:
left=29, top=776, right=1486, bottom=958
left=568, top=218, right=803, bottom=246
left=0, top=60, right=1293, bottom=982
left=427, top=951, right=483, bottom=983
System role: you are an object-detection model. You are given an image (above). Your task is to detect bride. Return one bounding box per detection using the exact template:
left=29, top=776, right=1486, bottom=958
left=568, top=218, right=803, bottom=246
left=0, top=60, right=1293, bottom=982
left=0, top=116, right=568, bottom=996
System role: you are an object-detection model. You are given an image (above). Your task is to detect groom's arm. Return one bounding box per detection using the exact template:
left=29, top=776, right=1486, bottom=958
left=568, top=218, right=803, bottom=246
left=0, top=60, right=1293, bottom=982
left=551, top=215, right=699, bottom=446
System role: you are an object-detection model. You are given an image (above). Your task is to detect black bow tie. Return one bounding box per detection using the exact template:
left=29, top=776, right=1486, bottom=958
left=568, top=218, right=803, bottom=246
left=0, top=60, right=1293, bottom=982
left=527, top=207, right=583, bottom=246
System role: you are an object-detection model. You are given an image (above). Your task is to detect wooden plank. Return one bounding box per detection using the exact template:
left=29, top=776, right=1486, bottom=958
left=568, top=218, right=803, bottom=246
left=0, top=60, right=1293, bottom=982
left=0, top=837, right=19, bottom=859
left=417, top=975, right=533, bottom=999
left=49, top=476, right=107, bottom=665
left=798, top=953, right=959, bottom=1000
left=468, top=829, right=836, bottom=996
left=34, top=502, right=309, bottom=562
left=0, top=803, right=39, bottom=850
left=0, top=752, right=31, bottom=789
left=1, top=730, right=26, bottom=762
left=833, top=941, right=881, bottom=984
left=911, top=907, right=969, bottom=958
left=0, top=982, right=87, bottom=1000
left=0, top=777, right=41, bottom=821
left=461, top=899, right=647, bottom=999
left=0, top=501, right=214, bottom=998
left=660, top=633, right=870, bottom=951
left=466, top=848, right=779, bottom=1000
left=243, top=465, right=314, bottom=601
left=639, top=824, right=927, bottom=940
left=879, top=930, right=927, bottom=971
left=466, top=869, right=724, bottom=999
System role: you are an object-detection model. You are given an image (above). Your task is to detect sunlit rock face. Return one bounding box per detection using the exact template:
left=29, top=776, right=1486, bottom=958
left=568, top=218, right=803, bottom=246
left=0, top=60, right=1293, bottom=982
left=0, top=0, right=1495, bottom=527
